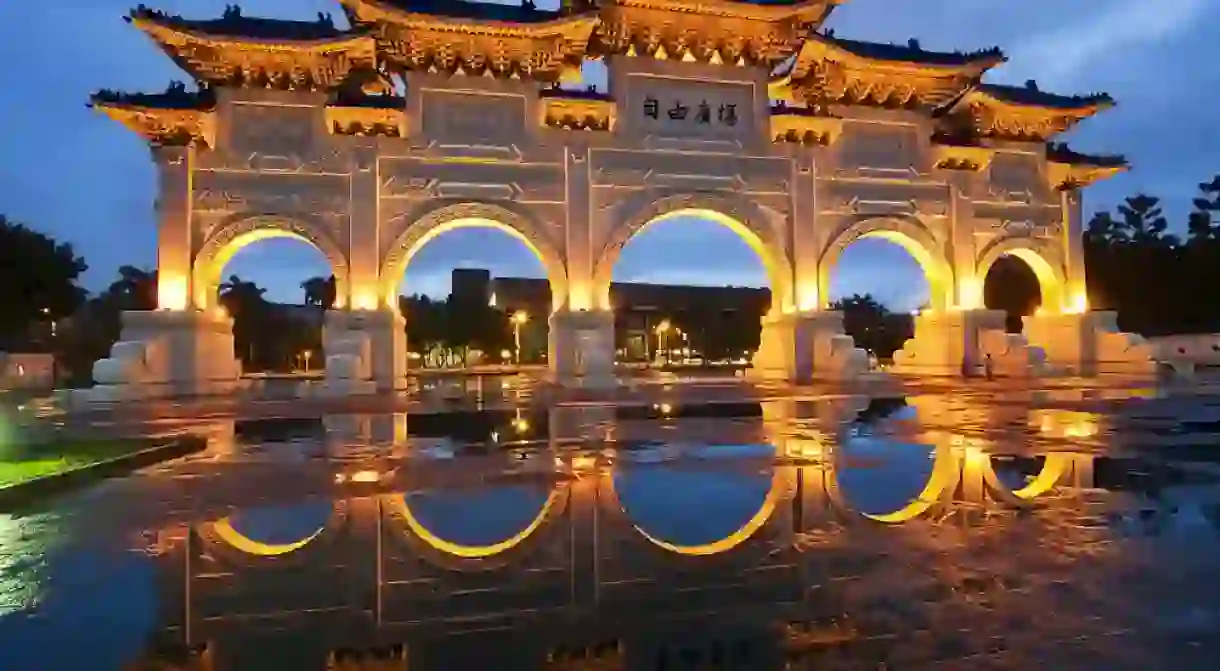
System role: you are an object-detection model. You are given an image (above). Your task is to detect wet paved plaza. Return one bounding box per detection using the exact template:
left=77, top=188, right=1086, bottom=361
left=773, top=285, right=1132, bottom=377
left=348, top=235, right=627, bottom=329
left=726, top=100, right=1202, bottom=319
left=4, top=381, right=1220, bottom=669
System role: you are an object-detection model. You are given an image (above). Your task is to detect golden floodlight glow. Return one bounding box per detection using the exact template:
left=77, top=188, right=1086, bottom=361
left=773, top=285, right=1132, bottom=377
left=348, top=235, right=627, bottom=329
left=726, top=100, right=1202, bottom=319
left=957, top=277, right=983, bottom=310
left=157, top=272, right=189, bottom=310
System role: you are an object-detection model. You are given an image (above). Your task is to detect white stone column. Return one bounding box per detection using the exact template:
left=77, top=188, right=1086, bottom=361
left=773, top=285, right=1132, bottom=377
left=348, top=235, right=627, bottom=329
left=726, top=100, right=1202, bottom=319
left=347, top=142, right=380, bottom=310
left=152, top=145, right=195, bottom=310
left=1060, top=187, right=1088, bottom=312
left=549, top=309, right=615, bottom=388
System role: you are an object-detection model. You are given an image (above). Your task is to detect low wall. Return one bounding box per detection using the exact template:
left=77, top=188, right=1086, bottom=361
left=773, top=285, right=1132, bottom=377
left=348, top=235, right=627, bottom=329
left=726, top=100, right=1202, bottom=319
left=1146, top=334, right=1220, bottom=367
left=0, top=353, right=55, bottom=390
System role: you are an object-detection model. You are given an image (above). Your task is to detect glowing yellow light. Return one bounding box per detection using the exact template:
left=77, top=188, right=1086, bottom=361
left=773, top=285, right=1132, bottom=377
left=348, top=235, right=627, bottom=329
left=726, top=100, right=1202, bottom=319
left=208, top=518, right=327, bottom=556
left=659, top=402, right=673, bottom=415
left=957, top=277, right=983, bottom=310
left=655, top=320, right=671, bottom=334
left=349, top=470, right=381, bottom=483
left=797, top=282, right=819, bottom=312
left=1064, top=291, right=1088, bottom=314
left=512, top=310, right=529, bottom=325
left=513, top=418, right=530, bottom=433
left=352, top=290, right=379, bottom=311
left=158, top=273, right=189, bottom=311
left=500, top=349, right=513, bottom=360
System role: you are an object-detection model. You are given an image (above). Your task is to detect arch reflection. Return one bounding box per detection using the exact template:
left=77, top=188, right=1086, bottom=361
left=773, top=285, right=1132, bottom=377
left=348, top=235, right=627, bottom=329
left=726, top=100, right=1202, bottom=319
left=384, top=484, right=568, bottom=559
left=201, top=500, right=343, bottom=557
left=609, top=444, right=783, bottom=556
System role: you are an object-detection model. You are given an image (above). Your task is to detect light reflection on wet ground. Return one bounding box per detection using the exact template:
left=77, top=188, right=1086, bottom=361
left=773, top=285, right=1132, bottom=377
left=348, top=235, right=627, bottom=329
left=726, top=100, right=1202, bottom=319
left=3, top=385, right=1220, bottom=669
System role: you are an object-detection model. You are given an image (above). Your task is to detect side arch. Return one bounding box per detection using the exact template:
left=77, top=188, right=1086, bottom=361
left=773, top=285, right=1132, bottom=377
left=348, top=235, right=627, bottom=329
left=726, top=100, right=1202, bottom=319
left=975, top=236, right=1067, bottom=314
left=591, top=192, right=794, bottom=314
left=195, top=500, right=350, bottom=564
left=192, top=214, right=350, bottom=311
left=379, top=201, right=569, bottom=312
left=818, top=215, right=953, bottom=311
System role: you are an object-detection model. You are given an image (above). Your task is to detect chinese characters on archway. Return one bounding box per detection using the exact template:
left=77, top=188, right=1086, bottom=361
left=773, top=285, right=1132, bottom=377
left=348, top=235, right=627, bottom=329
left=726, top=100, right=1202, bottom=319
left=643, top=95, right=739, bottom=127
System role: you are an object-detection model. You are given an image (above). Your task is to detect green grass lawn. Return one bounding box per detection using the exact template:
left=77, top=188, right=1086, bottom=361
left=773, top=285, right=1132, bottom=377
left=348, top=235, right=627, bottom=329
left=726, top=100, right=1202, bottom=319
left=0, top=439, right=153, bottom=488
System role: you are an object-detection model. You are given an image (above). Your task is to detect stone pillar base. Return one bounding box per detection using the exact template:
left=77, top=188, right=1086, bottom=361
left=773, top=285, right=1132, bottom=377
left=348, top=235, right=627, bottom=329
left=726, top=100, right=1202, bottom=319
left=749, top=311, right=869, bottom=383
left=316, top=309, right=408, bottom=394
left=891, top=309, right=1019, bottom=377
left=1022, top=311, right=1157, bottom=376
left=549, top=309, right=616, bottom=389
left=73, top=309, right=241, bottom=405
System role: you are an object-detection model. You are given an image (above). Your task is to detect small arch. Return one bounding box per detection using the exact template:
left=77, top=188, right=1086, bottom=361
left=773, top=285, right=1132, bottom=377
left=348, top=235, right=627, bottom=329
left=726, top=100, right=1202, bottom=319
left=192, top=214, right=350, bottom=311
left=975, top=237, right=1066, bottom=314
left=379, top=201, right=568, bottom=313
left=592, top=193, right=794, bottom=314
left=819, top=215, right=952, bottom=311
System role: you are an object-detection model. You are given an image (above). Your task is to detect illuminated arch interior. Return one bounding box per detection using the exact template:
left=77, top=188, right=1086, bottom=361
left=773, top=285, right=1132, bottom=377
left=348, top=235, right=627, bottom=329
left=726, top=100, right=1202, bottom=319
left=205, top=501, right=335, bottom=557
left=828, top=229, right=950, bottom=312
left=195, top=228, right=346, bottom=311
left=596, top=208, right=790, bottom=314
left=384, top=484, right=565, bottom=558
left=382, top=217, right=566, bottom=313
left=612, top=444, right=780, bottom=555
left=980, top=247, right=1067, bottom=315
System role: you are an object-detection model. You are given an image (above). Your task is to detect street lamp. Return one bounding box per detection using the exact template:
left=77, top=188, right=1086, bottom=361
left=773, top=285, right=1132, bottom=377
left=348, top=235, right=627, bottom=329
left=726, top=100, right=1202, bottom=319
left=511, top=310, right=529, bottom=364
left=655, top=319, right=671, bottom=366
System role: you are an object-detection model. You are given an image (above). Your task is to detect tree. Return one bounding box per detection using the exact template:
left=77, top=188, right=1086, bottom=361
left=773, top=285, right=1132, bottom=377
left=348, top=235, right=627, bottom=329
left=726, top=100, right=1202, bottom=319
left=106, top=266, right=158, bottom=311
left=1187, top=175, right=1220, bottom=245
left=831, top=293, right=911, bottom=359
left=301, top=274, right=337, bottom=309
left=1116, top=194, right=1176, bottom=247
left=218, top=275, right=269, bottom=369
left=0, top=215, right=88, bottom=350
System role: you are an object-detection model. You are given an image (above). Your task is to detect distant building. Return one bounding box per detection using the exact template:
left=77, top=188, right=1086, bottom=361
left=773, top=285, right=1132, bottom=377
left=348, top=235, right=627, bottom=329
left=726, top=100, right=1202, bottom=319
left=451, top=268, right=770, bottom=360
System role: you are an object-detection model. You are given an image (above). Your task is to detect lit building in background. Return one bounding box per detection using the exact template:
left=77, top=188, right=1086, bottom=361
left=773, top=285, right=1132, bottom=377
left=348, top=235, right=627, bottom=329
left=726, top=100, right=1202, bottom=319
left=452, top=269, right=770, bottom=361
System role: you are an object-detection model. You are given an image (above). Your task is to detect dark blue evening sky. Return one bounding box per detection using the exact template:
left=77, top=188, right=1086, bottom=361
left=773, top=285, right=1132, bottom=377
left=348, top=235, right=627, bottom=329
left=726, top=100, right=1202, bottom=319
left=1, top=0, right=1217, bottom=309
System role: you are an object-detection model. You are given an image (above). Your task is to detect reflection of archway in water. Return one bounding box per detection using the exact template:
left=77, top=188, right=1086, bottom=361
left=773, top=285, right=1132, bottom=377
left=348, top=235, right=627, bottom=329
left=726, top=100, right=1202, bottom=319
left=611, top=443, right=780, bottom=555
left=833, top=437, right=954, bottom=523
left=384, top=483, right=565, bottom=558
left=983, top=453, right=1080, bottom=501
left=204, top=499, right=337, bottom=557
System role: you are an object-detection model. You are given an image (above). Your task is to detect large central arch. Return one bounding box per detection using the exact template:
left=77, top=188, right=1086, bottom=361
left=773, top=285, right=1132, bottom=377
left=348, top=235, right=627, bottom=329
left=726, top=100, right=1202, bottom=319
left=818, top=214, right=953, bottom=311
left=192, top=214, right=351, bottom=311
left=378, top=201, right=569, bottom=312
left=591, top=193, right=795, bottom=315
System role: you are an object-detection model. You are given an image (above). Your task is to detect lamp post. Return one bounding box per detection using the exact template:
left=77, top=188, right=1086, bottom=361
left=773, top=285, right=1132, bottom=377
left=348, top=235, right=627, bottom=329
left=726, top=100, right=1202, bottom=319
left=655, top=319, right=671, bottom=367
left=511, top=310, right=529, bottom=365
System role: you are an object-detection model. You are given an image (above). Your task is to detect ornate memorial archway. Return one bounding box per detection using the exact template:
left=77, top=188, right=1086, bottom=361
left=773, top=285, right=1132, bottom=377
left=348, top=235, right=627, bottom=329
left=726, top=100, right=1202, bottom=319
left=84, top=0, right=1144, bottom=399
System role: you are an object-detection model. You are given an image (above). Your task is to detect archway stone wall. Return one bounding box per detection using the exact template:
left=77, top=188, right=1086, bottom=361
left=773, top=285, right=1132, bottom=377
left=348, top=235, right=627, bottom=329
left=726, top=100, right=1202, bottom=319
left=100, top=57, right=1123, bottom=400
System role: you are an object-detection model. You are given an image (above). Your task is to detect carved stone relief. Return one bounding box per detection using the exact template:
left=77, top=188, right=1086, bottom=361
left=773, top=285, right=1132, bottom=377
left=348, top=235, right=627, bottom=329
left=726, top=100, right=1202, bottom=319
left=419, top=90, right=528, bottom=145
left=986, top=151, right=1050, bottom=203
left=589, top=149, right=789, bottom=194
left=836, top=123, right=922, bottom=176
left=820, top=179, right=950, bottom=218
left=193, top=171, right=351, bottom=241
left=225, top=102, right=317, bottom=158
left=379, top=158, right=565, bottom=205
